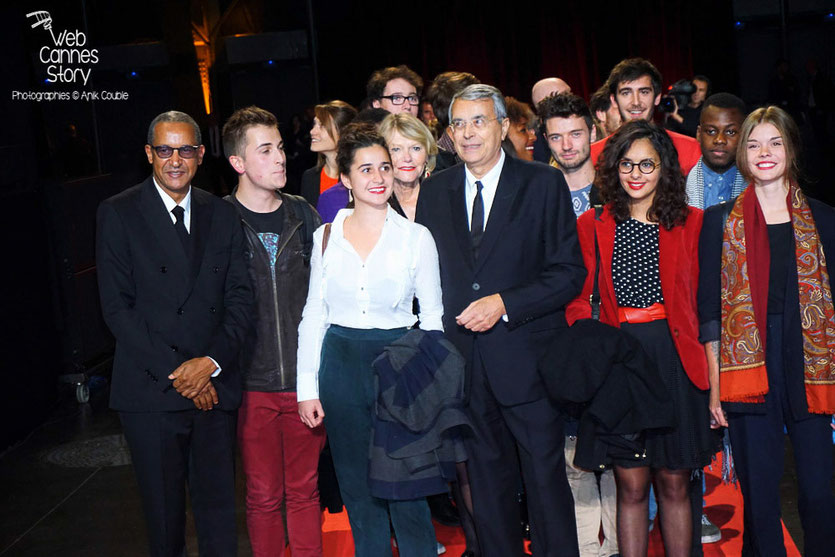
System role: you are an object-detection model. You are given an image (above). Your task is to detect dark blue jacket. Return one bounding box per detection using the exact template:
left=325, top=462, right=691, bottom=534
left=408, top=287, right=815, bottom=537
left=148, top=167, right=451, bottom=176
left=369, top=330, right=471, bottom=500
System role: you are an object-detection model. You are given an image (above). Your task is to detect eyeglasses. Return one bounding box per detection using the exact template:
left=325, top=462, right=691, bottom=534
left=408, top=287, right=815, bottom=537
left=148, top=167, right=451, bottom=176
left=150, top=145, right=201, bottom=159
left=618, top=159, right=660, bottom=174
left=380, top=94, right=420, bottom=106
left=449, top=117, right=500, bottom=132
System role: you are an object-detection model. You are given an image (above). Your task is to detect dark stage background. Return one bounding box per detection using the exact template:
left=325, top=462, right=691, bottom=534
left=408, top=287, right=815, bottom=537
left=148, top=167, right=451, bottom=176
left=1, top=0, right=833, bottom=450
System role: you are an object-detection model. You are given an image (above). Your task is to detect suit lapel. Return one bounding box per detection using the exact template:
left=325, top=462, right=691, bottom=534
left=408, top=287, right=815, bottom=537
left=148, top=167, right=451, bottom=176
left=446, top=167, right=474, bottom=268
left=185, top=188, right=214, bottom=296
left=139, top=179, right=190, bottom=293
left=473, top=158, right=519, bottom=273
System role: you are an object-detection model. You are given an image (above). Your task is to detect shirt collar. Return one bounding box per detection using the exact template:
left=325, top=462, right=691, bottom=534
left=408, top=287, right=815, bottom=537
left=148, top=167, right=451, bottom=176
left=701, top=162, right=738, bottom=183
left=153, top=177, right=191, bottom=215
left=465, top=149, right=505, bottom=193
left=331, top=204, right=408, bottom=240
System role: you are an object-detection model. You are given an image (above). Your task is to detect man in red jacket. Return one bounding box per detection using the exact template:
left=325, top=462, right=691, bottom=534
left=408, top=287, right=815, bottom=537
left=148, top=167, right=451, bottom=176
left=590, top=58, right=701, bottom=176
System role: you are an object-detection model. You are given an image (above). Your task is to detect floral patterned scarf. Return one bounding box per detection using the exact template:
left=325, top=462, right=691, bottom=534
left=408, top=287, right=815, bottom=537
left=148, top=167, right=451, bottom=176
left=720, top=184, right=835, bottom=413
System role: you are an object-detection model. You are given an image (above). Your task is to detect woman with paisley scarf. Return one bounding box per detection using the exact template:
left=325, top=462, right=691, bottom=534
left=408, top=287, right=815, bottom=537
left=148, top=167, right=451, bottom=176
left=698, top=106, right=835, bottom=557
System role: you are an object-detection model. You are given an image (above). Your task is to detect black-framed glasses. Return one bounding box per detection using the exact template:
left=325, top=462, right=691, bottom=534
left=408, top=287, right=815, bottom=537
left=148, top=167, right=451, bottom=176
left=380, top=94, right=420, bottom=106
left=150, top=145, right=201, bottom=159
left=618, top=159, right=660, bottom=174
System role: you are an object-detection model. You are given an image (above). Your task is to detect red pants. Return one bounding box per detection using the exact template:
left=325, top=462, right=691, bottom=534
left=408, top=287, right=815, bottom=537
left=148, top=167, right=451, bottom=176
left=238, top=391, right=327, bottom=557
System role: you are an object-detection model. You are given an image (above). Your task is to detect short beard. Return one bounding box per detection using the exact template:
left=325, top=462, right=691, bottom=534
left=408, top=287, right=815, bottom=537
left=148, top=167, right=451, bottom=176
left=557, top=152, right=590, bottom=172
left=703, top=157, right=735, bottom=174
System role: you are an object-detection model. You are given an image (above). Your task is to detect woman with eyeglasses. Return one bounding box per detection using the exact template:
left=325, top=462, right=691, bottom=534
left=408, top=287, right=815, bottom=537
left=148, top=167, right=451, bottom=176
left=300, top=100, right=357, bottom=211
left=296, top=123, right=444, bottom=556
left=378, top=113, right=438, bottom=222
left=566, top=120, right=717, bottom=557
left=698, top=106, right=835, bottom=557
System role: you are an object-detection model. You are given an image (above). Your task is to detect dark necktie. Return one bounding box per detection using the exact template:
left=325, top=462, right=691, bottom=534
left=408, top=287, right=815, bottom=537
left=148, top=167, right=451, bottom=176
left=171, top=205, right=192, bottom=258
left=471, top=180, right=484, bottom=259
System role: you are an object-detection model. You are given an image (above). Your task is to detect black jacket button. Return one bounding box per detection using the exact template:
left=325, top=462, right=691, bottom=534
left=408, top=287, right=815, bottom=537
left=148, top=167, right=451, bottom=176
left=177, top=308, right=184, bottom=315
left=213, top=266, right=220, bottom=273
left=209, top=306, right=216, bottom=313
left=170, top=345, right=178, bottom=352
left=160, top=266, right=167, bottom=273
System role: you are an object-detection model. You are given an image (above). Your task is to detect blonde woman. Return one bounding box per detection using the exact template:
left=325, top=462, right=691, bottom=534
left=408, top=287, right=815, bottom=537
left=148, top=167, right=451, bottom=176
left=379, top=113, right=438, bottom=221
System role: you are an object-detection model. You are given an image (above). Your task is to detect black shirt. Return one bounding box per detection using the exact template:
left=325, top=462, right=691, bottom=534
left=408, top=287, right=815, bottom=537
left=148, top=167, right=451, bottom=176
left=238, top=202, right=285, bottom=236
left=767, top=222, right=793, bottom=314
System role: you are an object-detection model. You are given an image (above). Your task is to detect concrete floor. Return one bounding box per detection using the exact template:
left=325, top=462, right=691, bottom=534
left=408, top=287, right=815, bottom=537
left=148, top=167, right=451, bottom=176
left=0, top=380, right=831, bottom=556
left=0, top=384, right=254, bottom=557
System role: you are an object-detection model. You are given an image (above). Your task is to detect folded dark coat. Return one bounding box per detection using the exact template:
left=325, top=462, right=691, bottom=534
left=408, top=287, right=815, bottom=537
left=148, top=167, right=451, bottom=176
left=370, top=329, right=471, bottom=500
left=540, top=319, right=675, bottom=470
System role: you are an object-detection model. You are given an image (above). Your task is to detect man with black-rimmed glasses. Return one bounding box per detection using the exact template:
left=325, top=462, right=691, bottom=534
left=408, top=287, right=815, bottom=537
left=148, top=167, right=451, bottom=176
left=367, top=64, right=423, bottom=117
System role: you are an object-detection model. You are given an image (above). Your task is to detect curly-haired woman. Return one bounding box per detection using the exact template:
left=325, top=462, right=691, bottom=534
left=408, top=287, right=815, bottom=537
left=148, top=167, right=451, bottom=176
left=566, top=120, right=717, bottom=557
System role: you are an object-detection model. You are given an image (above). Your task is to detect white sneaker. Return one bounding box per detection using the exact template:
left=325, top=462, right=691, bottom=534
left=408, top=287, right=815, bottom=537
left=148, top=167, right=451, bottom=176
left=701, top=513, right=721, bottom=544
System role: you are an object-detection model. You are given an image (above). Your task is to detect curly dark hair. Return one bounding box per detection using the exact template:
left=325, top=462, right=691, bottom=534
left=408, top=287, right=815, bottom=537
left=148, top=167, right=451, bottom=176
left=336, top=122, right=389, bottom=177
left=594, top=120, right=688, bottom=229
left=536, top=92, right=594, bottom=135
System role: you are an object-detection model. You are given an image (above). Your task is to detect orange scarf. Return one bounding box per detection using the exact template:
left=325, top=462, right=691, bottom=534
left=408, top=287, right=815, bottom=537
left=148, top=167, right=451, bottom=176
left=720, top=184, right=835, bottom=413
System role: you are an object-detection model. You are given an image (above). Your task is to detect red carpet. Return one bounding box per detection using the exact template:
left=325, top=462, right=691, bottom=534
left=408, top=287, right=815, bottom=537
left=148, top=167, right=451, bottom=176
left=307, top=451, right=800, bottom=556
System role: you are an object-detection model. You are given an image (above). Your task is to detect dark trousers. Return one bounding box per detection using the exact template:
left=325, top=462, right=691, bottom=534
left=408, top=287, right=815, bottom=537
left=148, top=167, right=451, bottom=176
left=319, top=326, right=435, bottom=557
left=727, top=317, right=835, bottom=557
left=119, top=409, right=237, bottom=557
left=466, top=353, right=580, bottom=557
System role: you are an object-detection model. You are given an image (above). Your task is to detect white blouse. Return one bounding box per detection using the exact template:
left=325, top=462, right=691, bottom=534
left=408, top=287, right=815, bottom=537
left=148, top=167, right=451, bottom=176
left=296, top=207, right=444, bottom=401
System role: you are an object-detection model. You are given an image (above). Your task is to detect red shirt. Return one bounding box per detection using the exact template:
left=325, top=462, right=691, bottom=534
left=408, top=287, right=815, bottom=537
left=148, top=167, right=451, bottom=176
left=319, top=166, right=339, bottom=194
left=590, top=129, right=701, bottom=176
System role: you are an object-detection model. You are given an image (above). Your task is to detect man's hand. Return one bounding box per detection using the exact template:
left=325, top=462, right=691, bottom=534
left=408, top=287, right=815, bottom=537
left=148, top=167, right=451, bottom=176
left=169, top=356, right=217, bottom=399
left=669, top=98, right=684, bottom=124
left=193, top=382, right=219, bottom=411
left=299, top=399, right=325, bottom=428
left=456, top=294, right=506, bottom=332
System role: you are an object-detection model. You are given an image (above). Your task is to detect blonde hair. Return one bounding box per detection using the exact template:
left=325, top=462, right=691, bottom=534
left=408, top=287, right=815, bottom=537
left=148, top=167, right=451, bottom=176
left=378, top=113, right=439, bottom=174
left=736, top=105, right=801, bottom=185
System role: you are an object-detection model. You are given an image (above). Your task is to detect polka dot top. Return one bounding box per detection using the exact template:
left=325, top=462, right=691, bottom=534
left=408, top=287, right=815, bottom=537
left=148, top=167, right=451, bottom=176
left=612, top=219, right=664, bottom=308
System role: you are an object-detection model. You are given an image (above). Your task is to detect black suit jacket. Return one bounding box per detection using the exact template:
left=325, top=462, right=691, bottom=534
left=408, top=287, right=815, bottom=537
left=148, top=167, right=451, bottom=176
left=416, top=156, right=586, bottom=405
left=300, top=165, right=322, bottom=208
left=96, top=177, right=253, bottom=412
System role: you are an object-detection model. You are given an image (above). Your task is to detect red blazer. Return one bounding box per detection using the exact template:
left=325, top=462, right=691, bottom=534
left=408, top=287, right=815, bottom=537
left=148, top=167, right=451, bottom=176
left=565, top=205, right=708, bottom=390
left=590, top=129, right=701, bottom=177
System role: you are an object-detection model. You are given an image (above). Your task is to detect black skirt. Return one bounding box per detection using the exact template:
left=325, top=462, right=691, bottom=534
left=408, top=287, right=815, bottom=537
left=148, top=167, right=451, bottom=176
left=616, top=319, right=719, bottom=469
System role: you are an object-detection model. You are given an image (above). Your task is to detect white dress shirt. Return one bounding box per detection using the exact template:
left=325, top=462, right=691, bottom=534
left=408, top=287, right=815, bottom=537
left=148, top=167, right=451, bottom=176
left=464, top=149, right=505, bottom=229
left=153, top=178, right=192, bottom=231
left=153, top=179, right=220, bottom=376
left=296, top=206, right=444, bottom=401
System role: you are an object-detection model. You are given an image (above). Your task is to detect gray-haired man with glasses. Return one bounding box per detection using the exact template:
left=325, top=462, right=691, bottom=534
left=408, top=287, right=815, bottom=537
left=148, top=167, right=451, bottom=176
left=367, top=64, right=423, bottom=117
left=417, top=84, right=585, bottom=557
left=96, top=110, right=252, bottom=556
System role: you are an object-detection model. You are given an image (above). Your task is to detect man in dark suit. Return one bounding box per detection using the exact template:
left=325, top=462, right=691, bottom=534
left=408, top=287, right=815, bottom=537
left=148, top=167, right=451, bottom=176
left=416, top=84, right=586, bottom=557
left=96, top=110, right=252, bottom=556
